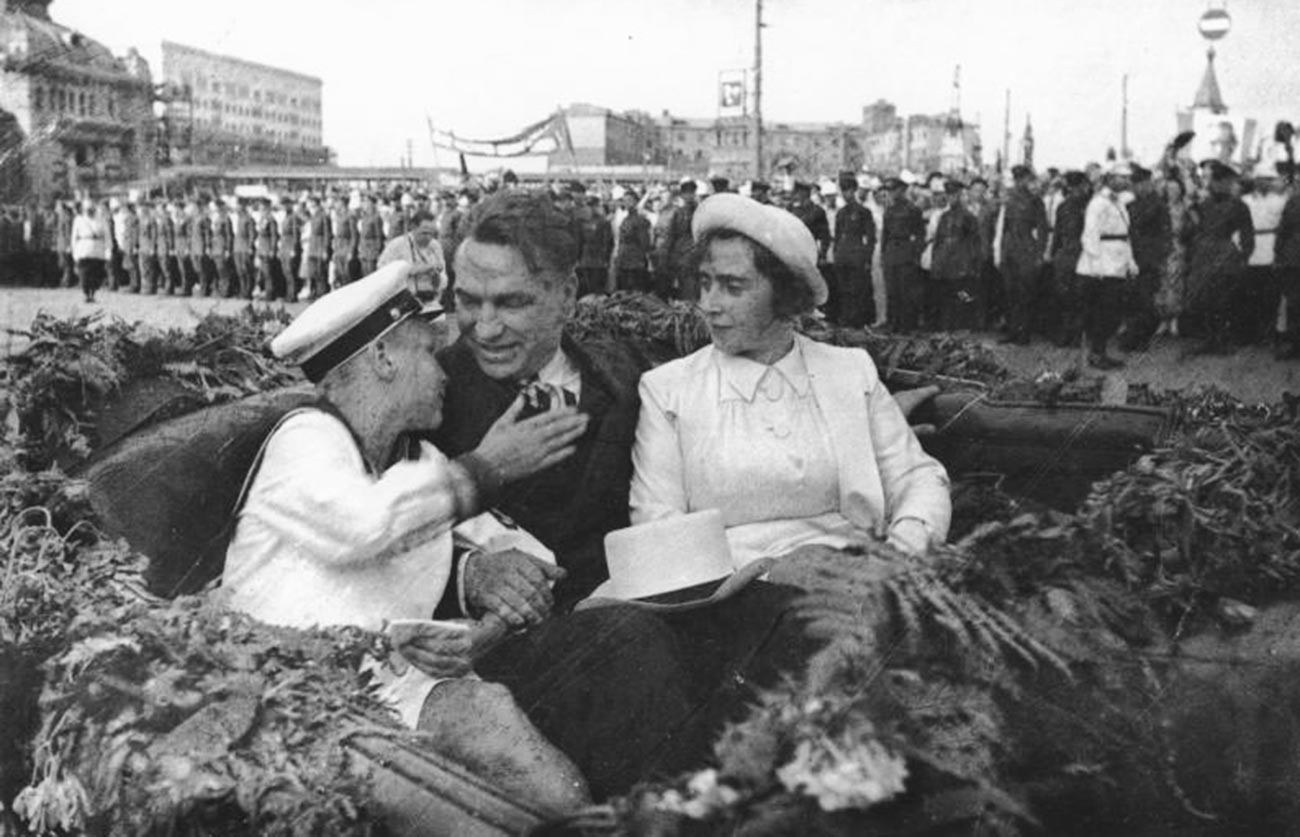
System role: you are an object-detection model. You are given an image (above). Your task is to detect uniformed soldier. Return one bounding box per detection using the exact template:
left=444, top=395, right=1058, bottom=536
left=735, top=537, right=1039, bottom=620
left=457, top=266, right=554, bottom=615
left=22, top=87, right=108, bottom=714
left=356, top=194, right=385, bottom=279
left=1275, top=163, right=1300, bottom=358
left=232, top=200, right=257, bottom=299
left=996, top=165, right=1050, bottom=344
left=575, top=195, right=613, bottom=297
left=928, top=181, right=984, bottom=331
left=115, top=201, right=139, bottom=293
left=1121, top=165, right=1171, bottom=350
left=614, top=188, right=653, bottom=294
left=172, top=201, right=192, bottom=296
left=254, top=199, right=279, bottom=300
left=56, top=200, right=75, bottom=288
left=300, top=196, right=331, bottom=300
left=1186, top=163, right=1255, bottom=354
left=881, top=178, right=927, bottom=331
left=136, top=201, right=159, bottom=294
left=656, top=179, right=699, bottom=300
left=1240, top=172, right=1288, bottom=343
left=159, top=200, right=181, bottom=295
left=188, top=199, right=212, bottom=296
left=1050, top=171, right=1092, bottom=347
left=1077, top=165, right=1139, bottom=368
left=210, top=201, right=236, bottom=298
left=329, top=194, right=357, bottom=288
left=831, top=173, right=876, bottom=327
left=277, top=198, right=302, bottom=301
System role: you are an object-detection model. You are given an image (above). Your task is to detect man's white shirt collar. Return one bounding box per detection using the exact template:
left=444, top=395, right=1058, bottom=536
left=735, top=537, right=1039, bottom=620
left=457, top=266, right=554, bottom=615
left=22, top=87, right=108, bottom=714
left=534, top=348, right=581, bottom=397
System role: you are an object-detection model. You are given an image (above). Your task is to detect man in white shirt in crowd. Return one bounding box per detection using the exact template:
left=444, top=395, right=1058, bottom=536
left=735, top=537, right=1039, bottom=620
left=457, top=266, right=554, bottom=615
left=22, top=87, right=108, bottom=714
left=1241, top=171, right=1288, bottom=343
left=1076, top=164, right=1139, bottom=369
left=377, top=209, right=447, bottom=302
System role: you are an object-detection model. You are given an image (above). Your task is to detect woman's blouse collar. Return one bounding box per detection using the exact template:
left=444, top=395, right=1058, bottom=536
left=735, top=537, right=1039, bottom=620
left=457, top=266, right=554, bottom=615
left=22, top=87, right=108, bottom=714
left=711, top=339, right=812, bottom=403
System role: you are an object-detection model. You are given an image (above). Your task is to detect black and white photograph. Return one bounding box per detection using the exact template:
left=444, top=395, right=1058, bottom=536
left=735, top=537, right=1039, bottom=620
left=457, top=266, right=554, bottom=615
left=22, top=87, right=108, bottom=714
left=2, top=0, right=1300, bottom=834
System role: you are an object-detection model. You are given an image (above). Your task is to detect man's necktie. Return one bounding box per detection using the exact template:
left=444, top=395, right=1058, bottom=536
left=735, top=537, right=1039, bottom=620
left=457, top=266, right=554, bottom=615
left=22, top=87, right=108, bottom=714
left=518, top=378, right=578, bottom=417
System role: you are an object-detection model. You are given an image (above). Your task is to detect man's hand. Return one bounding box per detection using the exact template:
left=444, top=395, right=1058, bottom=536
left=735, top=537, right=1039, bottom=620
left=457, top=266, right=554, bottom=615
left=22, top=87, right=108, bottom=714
left=892, top=385, right=940, bottom=436
left=464, top=549, right=567, bottom=630
left=393, top=622, right=474, bottom=679
left=474, top=393, right=589, bottom=483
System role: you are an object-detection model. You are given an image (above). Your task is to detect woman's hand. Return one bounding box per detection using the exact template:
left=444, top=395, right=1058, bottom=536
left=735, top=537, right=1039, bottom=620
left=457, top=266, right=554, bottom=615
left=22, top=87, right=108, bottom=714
left=888, top=518, right=932, bottom=555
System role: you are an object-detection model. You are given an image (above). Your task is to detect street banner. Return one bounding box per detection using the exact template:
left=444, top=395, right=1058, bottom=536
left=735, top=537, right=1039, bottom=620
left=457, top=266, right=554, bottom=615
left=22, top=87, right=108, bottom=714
left=429, top=112, right=574, bottom=158
left=718, top=70, right=747, bottom=118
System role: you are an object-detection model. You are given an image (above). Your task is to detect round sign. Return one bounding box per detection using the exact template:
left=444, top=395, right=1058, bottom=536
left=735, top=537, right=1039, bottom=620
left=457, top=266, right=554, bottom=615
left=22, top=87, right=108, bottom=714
left=1198, top=8, right=1232, bottom=40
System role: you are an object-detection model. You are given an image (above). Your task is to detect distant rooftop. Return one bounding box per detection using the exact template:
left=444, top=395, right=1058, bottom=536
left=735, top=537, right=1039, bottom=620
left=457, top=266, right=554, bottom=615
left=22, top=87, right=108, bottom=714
left=162, top=39, right=322, bottom=87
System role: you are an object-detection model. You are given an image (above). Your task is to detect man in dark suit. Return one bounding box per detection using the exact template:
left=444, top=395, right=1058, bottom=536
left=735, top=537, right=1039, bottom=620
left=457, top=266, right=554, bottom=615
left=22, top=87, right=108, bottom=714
left=430, top=188, right=820, bottom=799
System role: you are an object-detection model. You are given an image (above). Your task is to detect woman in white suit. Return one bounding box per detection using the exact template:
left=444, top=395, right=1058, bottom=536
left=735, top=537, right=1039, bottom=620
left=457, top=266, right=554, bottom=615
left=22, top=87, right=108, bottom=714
left=630, top=194, right=951, bottom=568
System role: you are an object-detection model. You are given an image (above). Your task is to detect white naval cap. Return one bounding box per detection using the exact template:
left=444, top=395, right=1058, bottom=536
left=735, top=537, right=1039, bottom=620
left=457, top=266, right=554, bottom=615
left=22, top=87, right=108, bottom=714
left=691, top=193, right=829, bottom=307
left=270, top=261, right=442, bottom=383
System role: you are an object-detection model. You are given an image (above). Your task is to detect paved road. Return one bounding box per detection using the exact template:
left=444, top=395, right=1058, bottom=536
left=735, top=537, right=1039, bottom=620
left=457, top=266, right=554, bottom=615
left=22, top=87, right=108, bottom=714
left=0, top=286, right=307, bottom=357
left=4, top=285, right=1299, bottom=404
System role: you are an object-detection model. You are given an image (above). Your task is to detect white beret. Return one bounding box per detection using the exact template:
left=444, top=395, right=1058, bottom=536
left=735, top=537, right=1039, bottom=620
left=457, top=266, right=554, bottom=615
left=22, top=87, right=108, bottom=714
left=691, top=193, right=828, bottom=306
left=270, top=262, right=440, bottom=382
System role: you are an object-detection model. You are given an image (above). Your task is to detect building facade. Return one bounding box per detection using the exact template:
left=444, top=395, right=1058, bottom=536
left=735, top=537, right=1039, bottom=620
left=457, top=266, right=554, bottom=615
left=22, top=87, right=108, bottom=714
left=549, top=99, right=977, bottom=183
left=0, top=0, right=154, bottom=201
left=160, top=40, right=328, bottom=168
left=860, top=99, right=981, bottom=176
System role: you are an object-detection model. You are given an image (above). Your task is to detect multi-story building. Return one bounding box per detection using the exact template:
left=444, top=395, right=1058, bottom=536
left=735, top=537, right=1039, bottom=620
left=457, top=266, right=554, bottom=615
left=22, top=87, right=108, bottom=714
left=160, top=40, right=329, bottom=167
left=860, top=99, right=981, bottom=176
left=547, top=100, right=975, bottom=183
left=545, top=102, right=659, bottom=172
left=0, top=0, right=154, bottom=201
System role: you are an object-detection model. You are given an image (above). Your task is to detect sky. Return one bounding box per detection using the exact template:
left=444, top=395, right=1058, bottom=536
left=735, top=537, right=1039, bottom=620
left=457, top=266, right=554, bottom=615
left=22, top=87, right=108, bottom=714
left=53, top=0, right=1300, bottom=171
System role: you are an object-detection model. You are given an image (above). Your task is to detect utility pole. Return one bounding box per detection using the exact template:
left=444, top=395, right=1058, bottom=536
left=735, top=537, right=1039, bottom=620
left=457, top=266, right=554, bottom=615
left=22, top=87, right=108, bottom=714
left=1120, top=74, right=1129, bottom=160
left=753, top=0, right=763, bottom=182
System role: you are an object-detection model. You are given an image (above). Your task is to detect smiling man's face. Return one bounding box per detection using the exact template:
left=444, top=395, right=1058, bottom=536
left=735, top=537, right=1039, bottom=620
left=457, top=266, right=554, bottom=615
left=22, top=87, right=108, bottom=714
left=453, top=239, right=573, bottom=382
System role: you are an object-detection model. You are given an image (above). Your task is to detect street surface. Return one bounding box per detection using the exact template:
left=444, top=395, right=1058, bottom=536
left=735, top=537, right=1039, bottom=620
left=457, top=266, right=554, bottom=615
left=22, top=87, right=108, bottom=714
left=3, top=286, right=1298, bottom=405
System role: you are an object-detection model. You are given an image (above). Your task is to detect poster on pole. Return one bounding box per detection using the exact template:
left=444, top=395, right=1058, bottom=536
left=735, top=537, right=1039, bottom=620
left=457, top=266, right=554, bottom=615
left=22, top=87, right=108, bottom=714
left=718, top=70, right=747, bottom=118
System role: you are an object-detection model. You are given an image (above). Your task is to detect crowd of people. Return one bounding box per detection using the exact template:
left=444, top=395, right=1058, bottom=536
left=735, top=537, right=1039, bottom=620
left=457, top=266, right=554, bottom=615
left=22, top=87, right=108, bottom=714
left=11, top=151, right=1300, bottom=364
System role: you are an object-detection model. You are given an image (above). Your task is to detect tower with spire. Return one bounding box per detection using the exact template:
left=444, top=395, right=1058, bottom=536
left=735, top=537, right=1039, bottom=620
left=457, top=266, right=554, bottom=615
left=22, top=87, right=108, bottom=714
left=1193, top=48, right=1227, bottom=114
